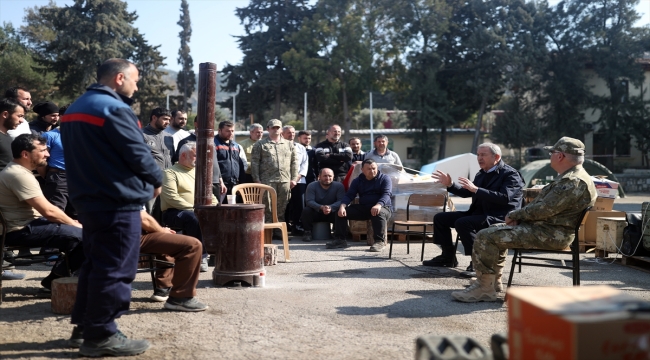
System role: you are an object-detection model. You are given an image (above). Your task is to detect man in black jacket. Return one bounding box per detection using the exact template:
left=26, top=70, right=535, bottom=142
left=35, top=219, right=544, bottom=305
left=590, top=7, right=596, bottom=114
left=423, top=143, right=524, bottom=272
left=314, top=124, right=352, bottom=182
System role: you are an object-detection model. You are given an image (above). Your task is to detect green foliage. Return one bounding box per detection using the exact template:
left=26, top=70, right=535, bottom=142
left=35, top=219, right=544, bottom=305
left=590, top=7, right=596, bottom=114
left=129, top=29, right=173, bottom=123
left=352, top=108, right=388, bottom=129
left=491, top=97, right=541, bottom=168
left=22, top=0, right=137, bottom=98
left=177, top=0, right=196, bottom=112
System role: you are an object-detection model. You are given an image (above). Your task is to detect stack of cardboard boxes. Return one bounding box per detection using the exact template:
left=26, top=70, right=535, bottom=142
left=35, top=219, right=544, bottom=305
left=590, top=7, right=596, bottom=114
left=578, top=177, right=625, bottom=251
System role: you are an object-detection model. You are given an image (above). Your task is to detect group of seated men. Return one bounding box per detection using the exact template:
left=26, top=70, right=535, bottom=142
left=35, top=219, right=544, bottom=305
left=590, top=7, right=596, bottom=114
left=1, top=84, right=596, bottom=306
left=0, top=88, right=208, bottom=312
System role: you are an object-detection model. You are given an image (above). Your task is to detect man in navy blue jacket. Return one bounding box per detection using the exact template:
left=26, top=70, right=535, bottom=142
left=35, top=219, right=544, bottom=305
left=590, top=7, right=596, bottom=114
left=330, top=159, right=392, bottom=252
left=61, top=58, right=162, bottom=357
left=423, top=143, right=524, bottom=272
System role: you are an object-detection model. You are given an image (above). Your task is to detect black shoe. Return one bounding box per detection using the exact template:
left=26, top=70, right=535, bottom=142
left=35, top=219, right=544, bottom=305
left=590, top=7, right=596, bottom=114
left=302, top=231, right=312, bottom=242
left=325, top=239, right=348, bottom=249
left=422, top=255, right=458, bottom=268
left=68, top=326, right=84, bottom=348
left=459, top=261, right=476, bottom=278
left=272, top=229, right=282, bottom=240
left=40, top=272, right=63, bottom=290
left=150, top=287, right=171, bottom=302
left=79, top=331, right=150, bottom=357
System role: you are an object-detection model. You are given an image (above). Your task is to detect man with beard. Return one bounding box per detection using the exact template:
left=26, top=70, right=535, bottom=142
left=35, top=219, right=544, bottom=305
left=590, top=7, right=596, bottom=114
left=164, top=109, right=190, bottom=153
left=29, top=102, right=60, bottom=135
left=4, top=87, right=32, bottom=139
left=0, top=134, right=84, bottom=291
left=301, top=168, right=345, bottom=242
left=363, top=135, right=402, bottom=168
left=349, top=137, right=365, bottom=163
left=0, top=98, right=27, bottom=281
left=143, top=107, right=174, bottom=170
left=214, top=120, right=246, bottom=202
left=282, top=125, right=308, bottom=234
left=314, top=124, right=352, bottom=182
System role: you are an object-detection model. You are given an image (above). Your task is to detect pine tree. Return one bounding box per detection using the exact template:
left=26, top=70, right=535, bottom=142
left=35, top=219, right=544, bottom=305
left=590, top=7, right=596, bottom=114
left=177, top=0, right=196, bottom=112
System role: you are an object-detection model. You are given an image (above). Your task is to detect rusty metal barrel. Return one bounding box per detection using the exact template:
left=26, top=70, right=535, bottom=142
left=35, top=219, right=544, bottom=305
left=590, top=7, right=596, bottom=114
left=195, top=204, right=265, bottom=286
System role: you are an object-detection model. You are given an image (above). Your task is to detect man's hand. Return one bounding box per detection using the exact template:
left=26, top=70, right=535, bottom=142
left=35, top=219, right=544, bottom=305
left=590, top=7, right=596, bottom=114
left=220, top=183, right=227, bottom=195
left=370, top=204, right=382, bottom=216
left=162, top=227, right=176, bottom=234
left=431, top=170, right=452, bottom=187
left=71, top=220, right=83, bottom=228
left=505, top=215, right=519, bottom=226
left=338, top=204, right=347, bottom=217
left=290, top=180, right=297, bottom=189
left=457, top=177, right=478, bottom=193
left=320, top=205, right=331, bottom=215
left=153, top=186, right=162, bottom=198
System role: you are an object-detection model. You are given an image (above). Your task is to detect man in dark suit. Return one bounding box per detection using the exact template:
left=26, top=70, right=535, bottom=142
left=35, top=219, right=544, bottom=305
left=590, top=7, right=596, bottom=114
left=423, top=143, right=524, bottom=272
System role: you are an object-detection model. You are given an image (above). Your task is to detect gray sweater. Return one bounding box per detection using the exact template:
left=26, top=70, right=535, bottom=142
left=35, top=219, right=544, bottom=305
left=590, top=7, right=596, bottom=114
left=305, top=181, right=345, bottom=212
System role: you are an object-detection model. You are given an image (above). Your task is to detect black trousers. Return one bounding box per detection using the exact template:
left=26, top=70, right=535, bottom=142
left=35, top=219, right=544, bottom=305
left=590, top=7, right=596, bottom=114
left=433, top=212, right=489, bottom=255
left=335, top=204, right=391, bottom=242
left=43, top=169, right=76, bottom=218
left=301, top=207, right=344, bottom=237
left=285, top=183, right=306, bottom=226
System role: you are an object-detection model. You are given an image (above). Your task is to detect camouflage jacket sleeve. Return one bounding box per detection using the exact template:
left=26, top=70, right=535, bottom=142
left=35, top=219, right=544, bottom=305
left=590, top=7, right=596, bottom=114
left=251, top=141, right=261, bottom=183
left=290, top=142, right=299, bottom=181
left=508, top=177, right=588, bottom=222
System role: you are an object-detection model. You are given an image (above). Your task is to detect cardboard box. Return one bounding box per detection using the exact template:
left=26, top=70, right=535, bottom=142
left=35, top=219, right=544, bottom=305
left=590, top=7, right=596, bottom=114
left=592, top=197, right=615, bottom=211
left=596, top=217, right=628, bottom=252
left=579, top=211, right=625, bottom=243
left=508, top=285, right=650, bottom=360
left=592, top=176, right=619, bottom=199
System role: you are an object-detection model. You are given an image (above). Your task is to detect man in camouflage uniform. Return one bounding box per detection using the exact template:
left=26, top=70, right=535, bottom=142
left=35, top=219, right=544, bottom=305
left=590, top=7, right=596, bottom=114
left=251, top=119, right=298, bottom=232
left=238, top=123, right=264, bottom=184
left=452, top=137, right=597, bottom=302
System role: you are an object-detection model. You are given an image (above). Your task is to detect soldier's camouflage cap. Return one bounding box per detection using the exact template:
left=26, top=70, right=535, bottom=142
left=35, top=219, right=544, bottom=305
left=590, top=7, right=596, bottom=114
left=267, top=119, right=282, bottom=128
left=543, top=137, right=585, bottom=155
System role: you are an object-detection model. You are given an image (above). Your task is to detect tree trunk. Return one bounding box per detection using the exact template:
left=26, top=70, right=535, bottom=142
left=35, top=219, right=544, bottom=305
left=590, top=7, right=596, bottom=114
left=274, top=86, right=281, bottom=119
left=471, top=95, right=488, bottom=154
left=438, top=125, right=447, bottom=160
left=342, top=84, right=350, bottom=142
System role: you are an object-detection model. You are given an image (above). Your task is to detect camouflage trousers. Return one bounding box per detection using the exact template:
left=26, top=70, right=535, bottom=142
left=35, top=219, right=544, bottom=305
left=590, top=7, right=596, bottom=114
left=472, top=223, right=573, bottom=274
left=262, top=181, right=291, bottom=223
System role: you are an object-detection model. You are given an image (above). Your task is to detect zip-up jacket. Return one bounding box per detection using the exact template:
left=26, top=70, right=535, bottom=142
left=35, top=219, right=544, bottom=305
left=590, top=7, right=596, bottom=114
left=215, top=135, right=245, bottom=185
left=314, top=139, right=353, bottom=181
left=142, top=124, right=174, bottom=170
left=60, top=83, right=162, bottom=213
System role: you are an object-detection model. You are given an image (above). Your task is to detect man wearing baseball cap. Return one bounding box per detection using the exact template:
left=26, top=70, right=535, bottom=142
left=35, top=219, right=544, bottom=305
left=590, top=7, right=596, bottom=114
left=251, top=119, right=298, bottom=239
left=451, top=137, right=596, bottom=303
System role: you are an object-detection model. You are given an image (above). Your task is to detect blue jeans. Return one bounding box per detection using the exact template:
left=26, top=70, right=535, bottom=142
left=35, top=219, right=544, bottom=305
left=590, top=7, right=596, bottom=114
left=71, top=210, right=141, bottom=341
left=5, top=217, right=83, bottom=275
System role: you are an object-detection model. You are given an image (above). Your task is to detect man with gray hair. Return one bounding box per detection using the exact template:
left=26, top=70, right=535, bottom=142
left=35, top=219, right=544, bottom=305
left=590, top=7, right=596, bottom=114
left=239, top=123, right=264, bottom=184
left=423, top=143, right=525, bottom=277
left=161, top=142, right=219, bottom=273
left=452, top=137, right=595, bottom=302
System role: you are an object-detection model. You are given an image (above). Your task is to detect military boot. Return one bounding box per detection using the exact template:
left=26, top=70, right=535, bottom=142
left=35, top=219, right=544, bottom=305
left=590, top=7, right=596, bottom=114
left=452, top=273, right=498, bottom=302
left=469, top=268, right=503, bottom=292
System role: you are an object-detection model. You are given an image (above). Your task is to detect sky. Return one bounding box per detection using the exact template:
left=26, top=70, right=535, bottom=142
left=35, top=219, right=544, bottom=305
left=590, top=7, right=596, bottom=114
left=1, top=0, right=649, bottom=75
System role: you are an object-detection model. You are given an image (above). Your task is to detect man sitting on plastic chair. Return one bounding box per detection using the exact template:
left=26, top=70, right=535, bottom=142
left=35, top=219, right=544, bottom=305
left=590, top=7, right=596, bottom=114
left=451, top=137, right=597, bottom=303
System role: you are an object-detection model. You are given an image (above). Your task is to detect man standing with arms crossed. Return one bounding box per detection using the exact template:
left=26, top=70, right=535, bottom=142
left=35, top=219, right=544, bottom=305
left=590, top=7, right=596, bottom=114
left=61, top=58, right=162, bottom=357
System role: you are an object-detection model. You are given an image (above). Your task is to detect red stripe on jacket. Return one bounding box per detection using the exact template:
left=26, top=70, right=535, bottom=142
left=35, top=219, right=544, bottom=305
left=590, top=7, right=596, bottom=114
left=61, top=113, right=105, bottom=127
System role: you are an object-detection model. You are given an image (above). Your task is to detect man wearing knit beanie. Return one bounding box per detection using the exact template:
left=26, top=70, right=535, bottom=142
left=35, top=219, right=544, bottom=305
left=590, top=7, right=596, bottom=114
left=30, top=101, right=59, bottom=135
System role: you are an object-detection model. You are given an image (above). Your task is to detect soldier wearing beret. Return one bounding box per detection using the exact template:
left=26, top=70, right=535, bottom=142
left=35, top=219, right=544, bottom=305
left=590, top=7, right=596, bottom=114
left=452, top=137, right=597, bottom=303
left=251, top=119, right=298, bottom=236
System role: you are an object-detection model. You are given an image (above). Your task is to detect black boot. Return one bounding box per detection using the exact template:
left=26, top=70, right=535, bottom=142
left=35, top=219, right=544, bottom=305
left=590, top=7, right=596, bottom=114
left=422, top=246, right=458, bottom=267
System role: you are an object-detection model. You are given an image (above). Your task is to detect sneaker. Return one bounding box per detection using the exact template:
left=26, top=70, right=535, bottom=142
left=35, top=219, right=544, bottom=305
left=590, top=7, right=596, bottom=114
left=79, top=331, right=150, bottom=357
left=2, top=259, right=15, bottom=270
left=149, top=287, right=171, bottom=302
left=164, top=297, right=208, bottom=312
left=369, top=241, right=386, bottom=252
left=67, top=326, right=84, bottom=348
left=2, top=270, right=25, bottom=280
left=302, top=231, right=313, bottom=242
left=200, top=257, right=208, bottom=273
left=325, top=239, right=348, bottom=249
